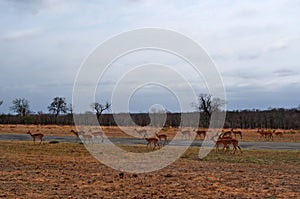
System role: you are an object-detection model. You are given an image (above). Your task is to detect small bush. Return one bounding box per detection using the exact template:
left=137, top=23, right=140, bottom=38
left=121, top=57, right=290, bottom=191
left=49, top=140, right=60, bottom=144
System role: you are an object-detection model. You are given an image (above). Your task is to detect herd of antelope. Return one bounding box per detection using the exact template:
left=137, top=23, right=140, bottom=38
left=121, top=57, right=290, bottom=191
left=26, top=127, right=291, bottom=155
left=178, top=128, right=243, bottom=154
left=256, top=128, right=285, bottom=141
left=70, top=129, right=104, bottom=143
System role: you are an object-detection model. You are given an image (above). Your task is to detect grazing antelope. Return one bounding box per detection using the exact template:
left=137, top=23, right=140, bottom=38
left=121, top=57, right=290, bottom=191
left=27, top=130, right=44, bottom=145
left=196, top=130, right=206, bottom=140
left=135, top=128, right=147, bottom=138
left=145, top=137, right=159, bottom=150
left=155, top=132, right=167, bottom=146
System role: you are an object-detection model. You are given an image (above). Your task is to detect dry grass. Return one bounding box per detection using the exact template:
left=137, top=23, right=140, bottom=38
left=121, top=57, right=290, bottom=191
left=0, top=140, right=299, bottom=198
left=0, top=124, right=299, bottom=142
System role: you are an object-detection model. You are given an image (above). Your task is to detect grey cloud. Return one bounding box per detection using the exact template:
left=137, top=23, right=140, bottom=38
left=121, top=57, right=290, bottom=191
left=237, top=53, right=260, bottom=61
left=3, top=0, right=45, bottom=15
left=273, top=69, right=297, bottom=77
left=2, top=28, right=45, bottom=41
left=266, top=40, right=289, bottom=52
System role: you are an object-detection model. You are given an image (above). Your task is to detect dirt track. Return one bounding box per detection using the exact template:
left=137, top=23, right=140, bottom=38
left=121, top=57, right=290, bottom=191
left=0, top=133, right=300, bottom=150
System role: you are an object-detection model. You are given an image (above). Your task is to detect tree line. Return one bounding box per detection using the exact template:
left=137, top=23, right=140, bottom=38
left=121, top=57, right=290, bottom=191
left=0, top=96, right=299, bottom=129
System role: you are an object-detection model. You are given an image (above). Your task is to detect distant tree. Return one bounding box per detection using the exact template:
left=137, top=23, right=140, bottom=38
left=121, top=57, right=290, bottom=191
left=10, top=98, right=30, bottom=116
left=193, top=94, right=225, bottom=117
left=68, top=103, right=73, bottom=114
left=90, top=101, right=111, bottom=120
left=48, top=97, right=68, bottom=119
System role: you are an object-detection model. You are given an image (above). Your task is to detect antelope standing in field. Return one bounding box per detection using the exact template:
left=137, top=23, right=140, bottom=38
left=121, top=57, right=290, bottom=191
left=180, top=129, right=192, bottom=140
left=88, top=129, right=104, bottom=143
left=134, top=128, right=147, bottom=138
left=71, top=129, right=80, bottom=142
left=274, top=129, right=283, bottom=138
left=155, top=132, right=168, bottom=146
left=92, top=131, right=104, bottom=143
left=27, top=130, right=44, bottom=145
left=219, top=129, right=233, bottom=139
left=196, top=130, right=206, bottom=140
left=212, top=135, right=242, bottom=154
left=145, top=137, right=159, bottom=150
left=78, top=131, right=93, bottom=144
left=257, top=129, right=273, bottom=141
left=232, top=128, right=243, bottom=139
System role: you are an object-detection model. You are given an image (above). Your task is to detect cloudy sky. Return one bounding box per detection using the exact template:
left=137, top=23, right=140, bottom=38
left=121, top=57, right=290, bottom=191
left=1, top=0, right=300, bottom=113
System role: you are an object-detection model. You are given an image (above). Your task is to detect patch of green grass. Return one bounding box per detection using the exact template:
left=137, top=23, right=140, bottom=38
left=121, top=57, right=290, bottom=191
left=111, top=145, right=300, bottom=165
left=0, top=140, right=89, bottom=157
left=116, top=144, right=157, bottom=153
left=183, top=147, right=300, bottom=165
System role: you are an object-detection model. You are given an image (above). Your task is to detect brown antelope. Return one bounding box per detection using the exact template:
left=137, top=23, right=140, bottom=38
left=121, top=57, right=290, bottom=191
left=27, top=130, right=44, bottom=145
left=88, top=129, right=104, bottom=143
left=155, top=132, right=167, bottom=146
left=219, top=129, right=233, bottom=139
left=257, top=129, right=273, bottom=141
left=78, top=131, right=93, bottom=144
left=214, top=136, right=242, bottom=154
left=71, top=129, right=80, bottom=142
left=232, top=128, right=243, bottom=139
left=196, top=130, right=206, bottom=140
left=180, top=129, right=192, bottom=140
left=274, top=130, right=283, bottom=138
left=135, top=128, right=147, bottom=138
left=145, top=137, right=159, bottom=150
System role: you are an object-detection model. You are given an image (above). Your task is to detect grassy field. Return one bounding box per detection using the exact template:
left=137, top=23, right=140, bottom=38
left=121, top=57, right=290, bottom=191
left=1, top=124, right=299, bottom=198
left=2, top=140, right=299, bottom=165
left=1, top=140, right=299, bottom=198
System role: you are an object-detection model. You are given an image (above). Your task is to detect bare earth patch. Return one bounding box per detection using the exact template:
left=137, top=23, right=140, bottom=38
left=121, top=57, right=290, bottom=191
left=0, top=141, right=299, bottom=198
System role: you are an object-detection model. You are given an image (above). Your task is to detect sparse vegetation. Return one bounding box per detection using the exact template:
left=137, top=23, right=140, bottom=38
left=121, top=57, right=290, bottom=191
left=10, top=98, right=31, bottom=116
left=90, top=101, right=111, bottom=121
left=48, top=97, right=68, bottom=119
left=49, top=140, right=60, bottom=144
left=0, top=140, right=299, bottom=198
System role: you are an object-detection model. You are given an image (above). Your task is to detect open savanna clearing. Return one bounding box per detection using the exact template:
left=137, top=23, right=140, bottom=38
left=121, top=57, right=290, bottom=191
left=0, top=124, right=299, bottom=142
left=0, top=140, right=299, bottom=198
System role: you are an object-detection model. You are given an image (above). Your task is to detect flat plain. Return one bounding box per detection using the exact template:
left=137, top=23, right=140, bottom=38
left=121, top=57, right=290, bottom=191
left=0, top=124, right=299, bottom=198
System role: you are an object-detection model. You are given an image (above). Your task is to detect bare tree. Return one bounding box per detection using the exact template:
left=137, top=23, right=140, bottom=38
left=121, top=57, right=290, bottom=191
left=10, top=98, right=30, bottom=116
left=68, top=103, right=73, bottom=114
left=193, top=94, right=225, bottom=117
left=48, top=97, right=68, bottom=119
left=90, top=101, right=111, bottom=120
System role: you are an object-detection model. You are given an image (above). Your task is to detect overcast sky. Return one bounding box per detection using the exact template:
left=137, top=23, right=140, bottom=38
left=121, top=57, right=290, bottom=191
left=1, top=0, right=300, bottom=114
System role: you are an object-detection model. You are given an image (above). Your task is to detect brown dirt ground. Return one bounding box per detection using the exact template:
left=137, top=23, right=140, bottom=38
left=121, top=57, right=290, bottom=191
left=0, top=125, right=299, bottom=198
left=0, top=140, right=300, bottom=199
